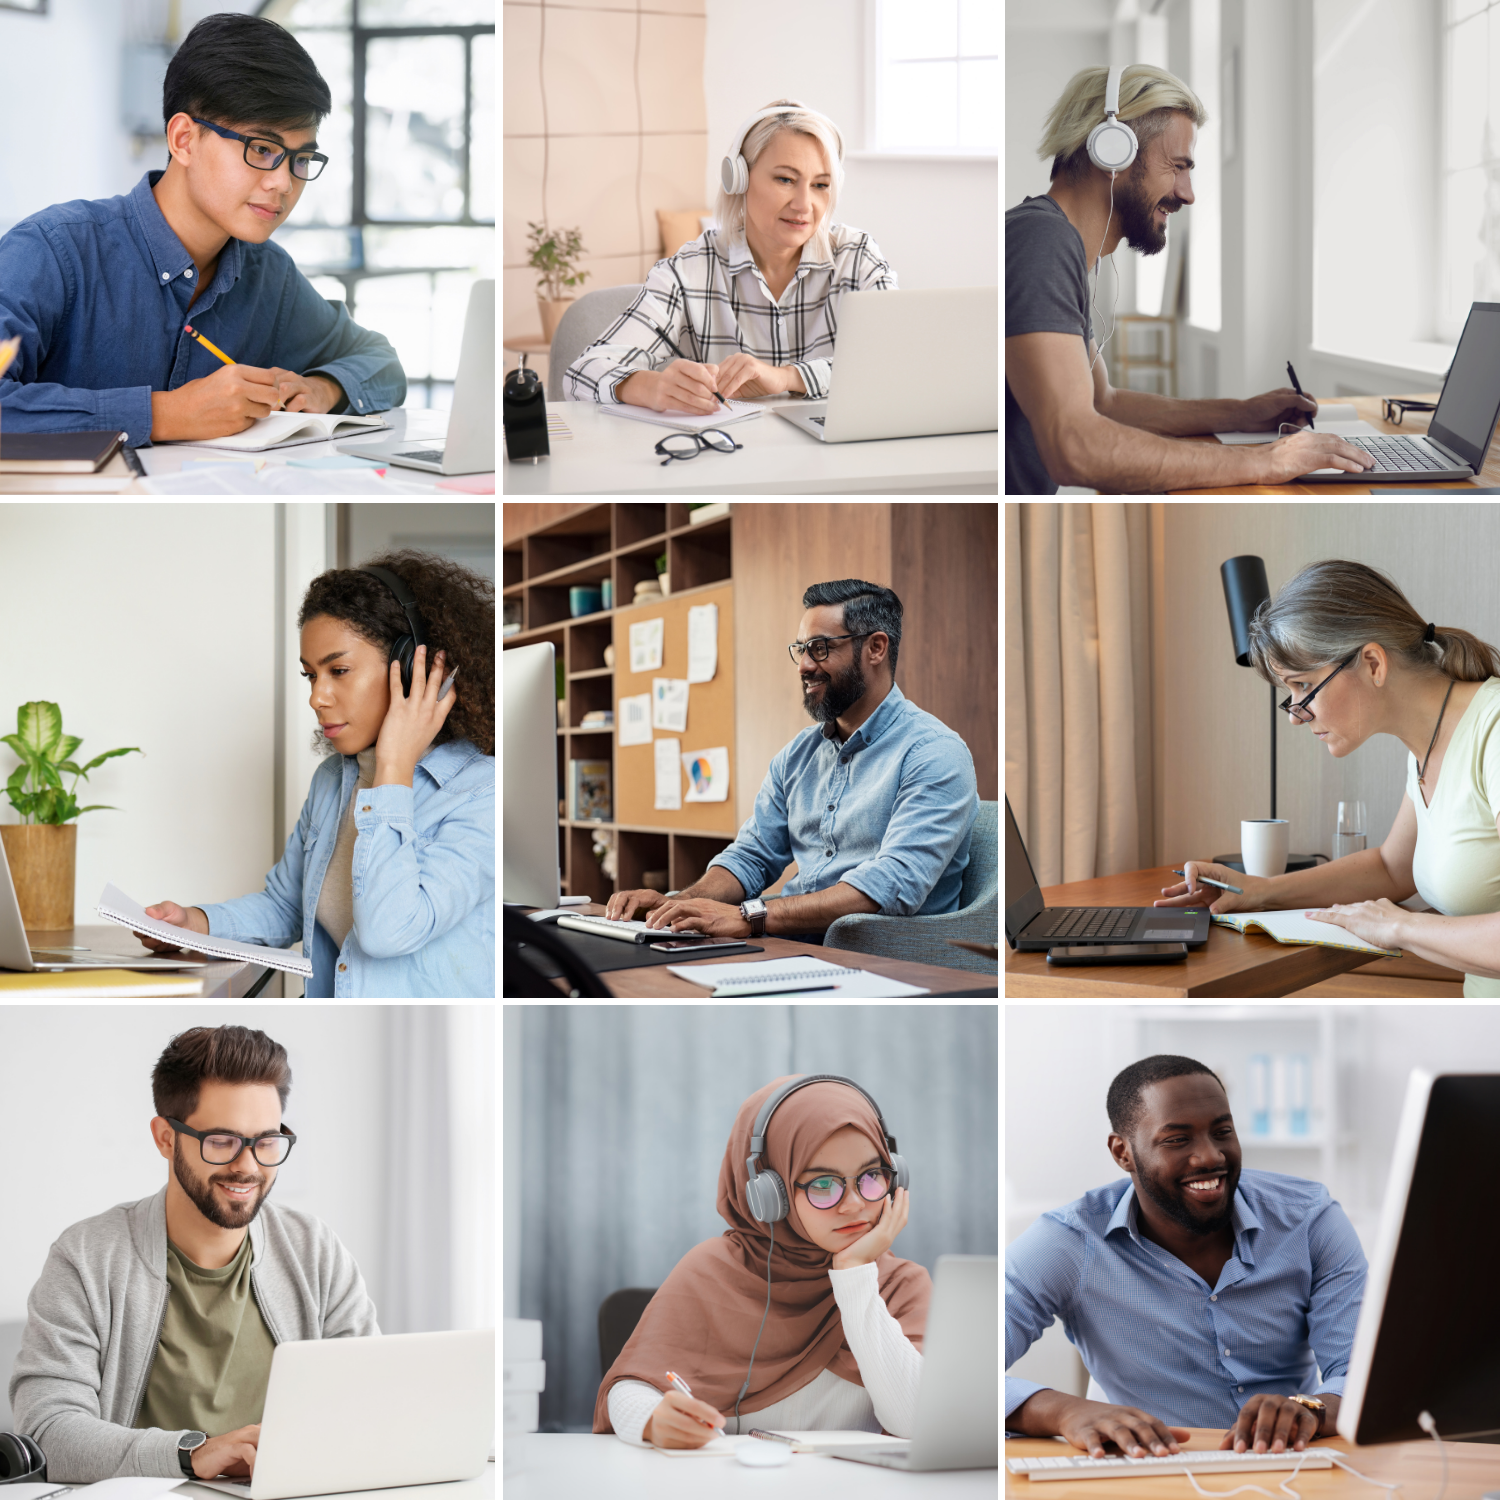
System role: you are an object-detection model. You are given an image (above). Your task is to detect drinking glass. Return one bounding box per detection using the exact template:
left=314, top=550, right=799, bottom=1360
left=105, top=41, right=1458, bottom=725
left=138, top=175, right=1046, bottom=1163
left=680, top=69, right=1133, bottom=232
left=1334, top=800, right=1367, bottom=859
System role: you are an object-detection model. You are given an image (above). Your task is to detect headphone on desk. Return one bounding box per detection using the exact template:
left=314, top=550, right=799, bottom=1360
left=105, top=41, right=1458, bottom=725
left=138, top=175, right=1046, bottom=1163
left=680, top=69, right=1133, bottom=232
left=359, top=565, right=428, bottom=698
left=0, top=1433, right=46, bottom=1485
left=1085, top=65, right=1142, bottom=378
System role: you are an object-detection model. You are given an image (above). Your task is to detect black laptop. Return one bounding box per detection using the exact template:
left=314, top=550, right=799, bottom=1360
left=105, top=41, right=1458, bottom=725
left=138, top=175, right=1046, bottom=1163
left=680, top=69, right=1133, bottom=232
left=1005, top=797, right=1209, bottom=952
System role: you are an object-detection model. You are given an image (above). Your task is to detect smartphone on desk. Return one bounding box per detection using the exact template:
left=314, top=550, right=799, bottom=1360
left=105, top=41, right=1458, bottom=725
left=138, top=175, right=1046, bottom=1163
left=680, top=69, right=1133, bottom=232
left=1046, top=942, right=1188, bottom=965
left=649, top=939, right=754, bottom=954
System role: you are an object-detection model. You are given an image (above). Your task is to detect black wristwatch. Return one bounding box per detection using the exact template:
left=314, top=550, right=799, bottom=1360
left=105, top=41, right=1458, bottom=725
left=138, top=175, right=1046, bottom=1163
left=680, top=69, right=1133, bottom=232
left=178, top=1430, right=207, bottom=1479
left=739, top=897, right=768, bottom=937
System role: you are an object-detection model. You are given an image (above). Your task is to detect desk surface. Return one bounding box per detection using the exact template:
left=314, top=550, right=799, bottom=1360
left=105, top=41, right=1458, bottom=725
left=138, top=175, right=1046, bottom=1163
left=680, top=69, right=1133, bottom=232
left=18, top=922, right=276, bottom=998
left=560, top=902, right=997, bottom=997
left=503, top=397, right=999, bottom=495
left=1168, top=392, right=1494, bottom=495
left=182, top=1463, right=493, bottom=1500
left=1004, top=868, right=1381, bottom=998
left=1005, top=1429, right=1500, bottom=1497
left=506, top=1434, right=996, bottom=1499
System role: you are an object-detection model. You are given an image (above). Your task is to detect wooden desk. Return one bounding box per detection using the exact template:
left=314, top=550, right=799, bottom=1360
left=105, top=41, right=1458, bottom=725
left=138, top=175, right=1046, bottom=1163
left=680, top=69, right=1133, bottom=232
left=1168, top=392, right=1497, bottom=495
left=557, top=904, right=996, bottom=997
left=1005, top=1428, right=1500, bottom=1497
left=1005, top=867, right=1379, bottom=998
left=21, top=922, right=277, bottom=997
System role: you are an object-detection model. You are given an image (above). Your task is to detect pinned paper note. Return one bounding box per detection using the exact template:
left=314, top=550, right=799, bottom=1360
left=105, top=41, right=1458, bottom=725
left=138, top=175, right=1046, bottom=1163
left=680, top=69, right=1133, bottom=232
left=682, top=746, right=729, bottom=802
left=618, top=692, right=652, bottom=746
left=654, top=737, right=682, bottom=810
left=687, top=602, right=719, bottom=683
left=630, top=618, right=664, bottom=674
left=652, top=677, right=689, bottom=733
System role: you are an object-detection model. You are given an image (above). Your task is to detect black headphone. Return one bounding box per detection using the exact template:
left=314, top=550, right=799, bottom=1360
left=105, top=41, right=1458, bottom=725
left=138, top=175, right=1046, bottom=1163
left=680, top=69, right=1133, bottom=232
left=359, top=566, right=428, bottom=698
left=0, top=1433, right=46, bottom=1485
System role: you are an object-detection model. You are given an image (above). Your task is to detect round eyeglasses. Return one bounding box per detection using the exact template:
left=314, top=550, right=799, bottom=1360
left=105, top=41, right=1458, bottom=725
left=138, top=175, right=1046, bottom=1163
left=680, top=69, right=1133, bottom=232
left=166, top=1118, right=297, bottom=1166
left=793, top=1165, right=895, bottom=1210
left=654, top=430, right=743, bottom=466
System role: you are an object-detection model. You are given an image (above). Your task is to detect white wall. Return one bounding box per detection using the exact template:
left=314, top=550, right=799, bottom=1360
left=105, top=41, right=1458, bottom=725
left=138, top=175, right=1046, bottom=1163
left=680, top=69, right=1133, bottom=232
left=346, top=501, right=497, bottom=581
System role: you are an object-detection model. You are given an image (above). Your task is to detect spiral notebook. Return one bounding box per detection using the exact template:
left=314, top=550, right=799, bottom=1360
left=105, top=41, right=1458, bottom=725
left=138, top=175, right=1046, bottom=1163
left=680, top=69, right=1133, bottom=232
left=97, top=883, right=315, bottom=978
left=1210, top=908, right=1402, bottom=957
left=665, top=955, right=929, bottom=998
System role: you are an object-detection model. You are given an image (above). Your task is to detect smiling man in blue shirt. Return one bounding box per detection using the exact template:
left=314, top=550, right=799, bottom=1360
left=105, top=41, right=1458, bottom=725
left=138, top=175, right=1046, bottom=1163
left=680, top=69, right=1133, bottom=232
left=1007, top=1057, right=1367, bottom=1459
left=0, top=13, right=404, bottom=447
left=603, top=578, right=979, bottom=941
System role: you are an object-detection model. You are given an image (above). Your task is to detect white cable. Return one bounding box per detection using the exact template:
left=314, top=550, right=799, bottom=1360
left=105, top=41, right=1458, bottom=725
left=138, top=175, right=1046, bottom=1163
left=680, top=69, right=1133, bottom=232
left=1088, top=170, right=1118, bottom=376
left=1180, top=1448, right=1404, bottom=1500
left=1418, top=1410, right=1447, bottom=1500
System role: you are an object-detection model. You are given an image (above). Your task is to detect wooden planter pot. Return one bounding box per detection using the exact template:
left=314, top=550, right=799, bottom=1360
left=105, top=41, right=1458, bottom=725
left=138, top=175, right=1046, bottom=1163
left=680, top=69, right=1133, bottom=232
left=0, top=823, right=76, bottom=928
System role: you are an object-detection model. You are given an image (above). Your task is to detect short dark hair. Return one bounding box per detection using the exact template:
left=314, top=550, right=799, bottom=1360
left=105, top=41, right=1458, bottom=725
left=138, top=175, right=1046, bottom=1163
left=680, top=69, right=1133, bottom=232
left=163, top=13, right=332, bottom=160
left=1106, top=1054, right=1222, bottom=1140
left=801, top=579, right=903, bottom=678
left=152, top=1025, right=292, bottom=1123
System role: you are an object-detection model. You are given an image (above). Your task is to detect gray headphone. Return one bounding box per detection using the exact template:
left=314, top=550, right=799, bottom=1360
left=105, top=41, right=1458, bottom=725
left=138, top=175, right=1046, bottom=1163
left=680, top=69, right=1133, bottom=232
left=0, top=1433, right=45, bottom=1485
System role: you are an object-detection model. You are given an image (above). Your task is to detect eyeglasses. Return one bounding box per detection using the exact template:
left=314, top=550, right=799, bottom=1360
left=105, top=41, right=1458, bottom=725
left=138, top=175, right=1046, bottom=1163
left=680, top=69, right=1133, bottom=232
left=1278, top=650, right=1358, bottom=722
left=1381, top=398, right=1437, bottom=426
left=793, top=1164, right=895, bottom=1210
left=192, top=118, right=328, bottom=181
left=166, top=1118, right=297, bottom=1166
left=788, top=632, right=871, bottom=664
left=654, top=430, right=743, bottom=466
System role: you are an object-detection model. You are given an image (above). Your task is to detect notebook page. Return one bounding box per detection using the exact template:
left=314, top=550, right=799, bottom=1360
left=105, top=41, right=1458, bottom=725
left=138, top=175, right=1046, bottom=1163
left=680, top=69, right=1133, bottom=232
left=598, top=398, right=763, bottom=433
left=171, top=411, right=391, bottom=451
left=1211, top=907, right=1400, bottom=955
left=665, top=956, right=858, bottom=986
left=1213, top=404, right=1367, bottom=444
left=96, top=883, right=314, bottom=977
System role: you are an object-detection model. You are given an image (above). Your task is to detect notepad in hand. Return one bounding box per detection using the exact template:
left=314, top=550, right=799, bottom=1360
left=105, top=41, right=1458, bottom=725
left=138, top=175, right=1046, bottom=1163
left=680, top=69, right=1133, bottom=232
left=1210, top=908, right=1402, bottom=956
left=163, top=410, right=392, bottom=452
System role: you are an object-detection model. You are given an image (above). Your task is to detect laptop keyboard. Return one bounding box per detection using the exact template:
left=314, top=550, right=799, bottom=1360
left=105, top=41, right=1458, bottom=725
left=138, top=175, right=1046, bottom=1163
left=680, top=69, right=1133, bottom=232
left=809, top=416, right=826, bottom=426
left=1343, top=434, right=1450, bottom=473
left=1029, top=907, right=1135, bottom=941
left=396, top=448, right=446, bottom=462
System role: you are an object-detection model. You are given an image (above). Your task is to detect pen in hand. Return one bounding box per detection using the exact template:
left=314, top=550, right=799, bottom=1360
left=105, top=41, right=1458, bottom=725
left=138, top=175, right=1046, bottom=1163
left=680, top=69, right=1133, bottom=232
left=1171, top=869, right=1244, bottom=894
left=666, top=1370, right=725, bottom=1434
left=645, top=320, right=730, bottom=408
left=1285, top=360, right=1314, bottom=430
left=185, top=323, right=285, bottom=411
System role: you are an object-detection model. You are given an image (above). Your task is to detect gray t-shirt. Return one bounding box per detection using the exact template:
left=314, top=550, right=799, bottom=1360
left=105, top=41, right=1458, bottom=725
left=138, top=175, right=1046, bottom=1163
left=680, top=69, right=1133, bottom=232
left=1006, top=193, right=1093, bottom=495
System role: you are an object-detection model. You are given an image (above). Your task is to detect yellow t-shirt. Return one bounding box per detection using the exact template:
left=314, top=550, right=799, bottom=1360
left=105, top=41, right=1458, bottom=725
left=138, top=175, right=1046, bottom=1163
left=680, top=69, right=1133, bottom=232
left=1408, top=675, right=1500, bottom=997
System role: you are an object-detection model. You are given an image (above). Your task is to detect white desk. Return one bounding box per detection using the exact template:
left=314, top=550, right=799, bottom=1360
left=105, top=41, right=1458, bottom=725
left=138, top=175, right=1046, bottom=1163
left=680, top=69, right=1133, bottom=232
left=503, top=396, right=998, bottom=495
left=502, top=1435, right=996, bottom=1498
left=181, top=1463, right=493, bottom=1500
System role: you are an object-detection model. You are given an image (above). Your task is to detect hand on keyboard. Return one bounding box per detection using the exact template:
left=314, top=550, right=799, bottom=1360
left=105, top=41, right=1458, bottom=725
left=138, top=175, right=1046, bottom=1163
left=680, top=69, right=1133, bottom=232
left=1262, top=428, right=1375, bottom=483
left=604, top=887, right=667, bottom=922
left=1020, top=1391, right=1189, bottom=1460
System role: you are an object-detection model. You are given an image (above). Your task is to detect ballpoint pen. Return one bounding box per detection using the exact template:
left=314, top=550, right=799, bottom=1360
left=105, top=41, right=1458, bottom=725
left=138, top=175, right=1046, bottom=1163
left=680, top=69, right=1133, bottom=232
left=1286, top=360, right=1314, bottom=430
left=1172, top=869, right=1245, bottom=894
left=645, top=321, right=730, bottom=410
left=666, top=1369, right=726, bottom=1433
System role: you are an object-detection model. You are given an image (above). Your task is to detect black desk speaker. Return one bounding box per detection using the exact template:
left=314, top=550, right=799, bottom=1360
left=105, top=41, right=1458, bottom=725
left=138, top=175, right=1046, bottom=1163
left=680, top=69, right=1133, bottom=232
left=503, top=356, right=549, bottom=463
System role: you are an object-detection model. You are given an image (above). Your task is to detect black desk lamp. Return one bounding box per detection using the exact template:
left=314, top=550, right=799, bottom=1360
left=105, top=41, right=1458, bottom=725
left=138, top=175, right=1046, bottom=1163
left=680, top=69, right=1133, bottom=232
left=1217, top=554, right=1320, bottom=873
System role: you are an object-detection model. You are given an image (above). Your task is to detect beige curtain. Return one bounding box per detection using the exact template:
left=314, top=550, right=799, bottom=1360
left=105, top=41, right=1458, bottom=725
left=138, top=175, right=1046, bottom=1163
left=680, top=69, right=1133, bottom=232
left=1005, top=503, right=1163, bottom=886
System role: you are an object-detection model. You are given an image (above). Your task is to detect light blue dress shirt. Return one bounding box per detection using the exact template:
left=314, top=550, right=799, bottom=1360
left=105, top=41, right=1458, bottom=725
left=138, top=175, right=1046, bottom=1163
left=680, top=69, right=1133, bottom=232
left=1006, top=1170, right=1367, bottom=1429
left=706, top=681, right=978, bottom=917
left=198, top=739, right=493, bottom=997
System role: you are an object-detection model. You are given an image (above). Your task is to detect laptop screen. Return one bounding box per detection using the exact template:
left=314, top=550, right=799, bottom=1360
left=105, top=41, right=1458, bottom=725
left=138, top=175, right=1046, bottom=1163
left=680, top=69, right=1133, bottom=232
left=1430, top=301, right=1500, bottom=471
left=1004, top=797, right=1044, bottom=948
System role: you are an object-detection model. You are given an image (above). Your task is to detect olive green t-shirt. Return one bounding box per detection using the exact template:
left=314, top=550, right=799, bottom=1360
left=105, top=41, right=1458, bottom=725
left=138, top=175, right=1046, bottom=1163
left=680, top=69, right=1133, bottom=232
left=135, top=1233, right=277, bottom=1436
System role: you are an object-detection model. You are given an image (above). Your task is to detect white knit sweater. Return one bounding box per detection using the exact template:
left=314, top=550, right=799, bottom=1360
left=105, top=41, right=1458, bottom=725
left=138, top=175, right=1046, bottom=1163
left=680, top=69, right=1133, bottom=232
left=606, top=1261, right=923, bottom=1445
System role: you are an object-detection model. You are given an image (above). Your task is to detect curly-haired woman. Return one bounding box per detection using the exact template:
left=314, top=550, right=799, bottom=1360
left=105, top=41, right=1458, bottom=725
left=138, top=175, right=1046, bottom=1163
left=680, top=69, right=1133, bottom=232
left=133, top=550, right=495, bottom=997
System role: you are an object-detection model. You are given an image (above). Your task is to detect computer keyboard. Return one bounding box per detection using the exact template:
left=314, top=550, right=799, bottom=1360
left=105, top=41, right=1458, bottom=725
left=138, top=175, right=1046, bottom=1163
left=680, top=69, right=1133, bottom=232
left=396, top=447, right=446, bottom=462
left=1007, top=1447, right=1335, bottom=1481
left=1029, top=907, right=1135, bottom=941
left=1343, top=434, right=1450, bottom=473
left=554, top=912, right=698, bottom=943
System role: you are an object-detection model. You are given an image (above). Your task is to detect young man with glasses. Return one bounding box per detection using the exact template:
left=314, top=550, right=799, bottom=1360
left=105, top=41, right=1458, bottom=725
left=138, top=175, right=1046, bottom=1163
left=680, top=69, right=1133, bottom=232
left=0, top=13, right=405, bottom=446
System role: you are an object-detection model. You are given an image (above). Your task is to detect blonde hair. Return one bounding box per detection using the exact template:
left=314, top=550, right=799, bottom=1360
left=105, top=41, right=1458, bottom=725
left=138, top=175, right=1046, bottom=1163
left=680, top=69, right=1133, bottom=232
left=713, top=99, right=842, bottom=266
left=1247, top=560, right=1500, bottom=687
left=1039, top=64, right=1207, bottom=182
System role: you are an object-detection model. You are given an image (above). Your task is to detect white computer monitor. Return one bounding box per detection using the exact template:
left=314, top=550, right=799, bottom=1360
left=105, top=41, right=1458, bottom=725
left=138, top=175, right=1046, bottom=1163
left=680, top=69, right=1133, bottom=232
left=503, top=641, right=561, bottom=907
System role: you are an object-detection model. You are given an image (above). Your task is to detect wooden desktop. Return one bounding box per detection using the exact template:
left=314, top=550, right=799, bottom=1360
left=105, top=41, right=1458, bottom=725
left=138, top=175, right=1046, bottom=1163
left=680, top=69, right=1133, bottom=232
left=1168, top=392, right=1495, bottom=495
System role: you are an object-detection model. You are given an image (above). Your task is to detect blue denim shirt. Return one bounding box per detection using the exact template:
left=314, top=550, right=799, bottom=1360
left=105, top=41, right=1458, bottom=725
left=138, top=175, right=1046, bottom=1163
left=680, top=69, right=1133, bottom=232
left=0, top=170, right=405, bottom=444
left=198, top=739, right=494, bottom=997
left=707, top=682, right=977, bottom=916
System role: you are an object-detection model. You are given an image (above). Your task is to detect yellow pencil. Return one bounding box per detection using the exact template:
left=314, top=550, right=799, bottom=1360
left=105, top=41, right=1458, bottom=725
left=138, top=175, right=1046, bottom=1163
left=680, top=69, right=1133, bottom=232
left=0, top=334, right=20, bottom=382
left=184, top=324, right=283, bottom=410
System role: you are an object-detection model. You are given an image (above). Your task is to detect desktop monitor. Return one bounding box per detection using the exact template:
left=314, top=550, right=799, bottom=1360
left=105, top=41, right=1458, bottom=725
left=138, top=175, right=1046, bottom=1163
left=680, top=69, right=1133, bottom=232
left=1337, top=1070, right=1500, bottom=1445
left=503, top=641, right=561, bottom=907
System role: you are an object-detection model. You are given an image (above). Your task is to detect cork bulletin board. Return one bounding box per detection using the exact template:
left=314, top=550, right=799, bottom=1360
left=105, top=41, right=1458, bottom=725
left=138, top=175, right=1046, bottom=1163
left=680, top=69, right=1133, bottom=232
left=615, top=579, right=736, bottom=834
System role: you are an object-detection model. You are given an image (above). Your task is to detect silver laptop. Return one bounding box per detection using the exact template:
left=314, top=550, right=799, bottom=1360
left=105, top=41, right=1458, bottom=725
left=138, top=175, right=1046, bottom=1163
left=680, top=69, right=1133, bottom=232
left=0, top=836, right=203, bottom=972
left=337, top=278, right=494, bottom=475
left=1298, top=300, right=1500, bottom=483
left=770, top=287, right=998, bottom=442
left=822, top=1254, right=997, bottom=1472
left=191, top=1329, right=494, bottom=1500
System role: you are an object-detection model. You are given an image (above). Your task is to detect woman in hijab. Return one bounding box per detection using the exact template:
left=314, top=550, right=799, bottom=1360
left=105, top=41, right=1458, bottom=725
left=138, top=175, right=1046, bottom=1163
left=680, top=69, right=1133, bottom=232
left=593, top=1075, right=930, bottom=1448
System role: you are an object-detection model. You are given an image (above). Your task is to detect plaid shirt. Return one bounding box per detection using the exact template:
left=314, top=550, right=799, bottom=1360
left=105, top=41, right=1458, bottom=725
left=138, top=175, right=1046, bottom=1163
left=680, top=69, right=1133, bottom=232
left=562, top=223, right=897, bottom=404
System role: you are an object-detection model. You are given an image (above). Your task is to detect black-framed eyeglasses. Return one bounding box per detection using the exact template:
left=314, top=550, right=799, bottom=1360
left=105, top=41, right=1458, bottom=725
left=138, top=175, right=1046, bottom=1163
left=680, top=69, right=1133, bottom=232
left=192, top=118, right=328, bottom=181
left=788, top=632, right=871, bottom=664
left=792, top=1163, right=895, bottom=1210
left=1279, top=650, right=1358, bottom=722
left=1381, top=398, right=1437, bottom=426
left=166, top=1118, right=297, bottom=1166
left=654, top=430, right=743, bottom=465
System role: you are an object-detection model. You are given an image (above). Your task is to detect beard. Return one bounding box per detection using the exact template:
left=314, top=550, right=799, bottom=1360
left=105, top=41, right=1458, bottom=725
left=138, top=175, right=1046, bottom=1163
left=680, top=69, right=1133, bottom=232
left=1135, top=1158, right=1240, bottom=1238
left=1112, top=168, right=1178, bottom=257
left=173, top=1137, right=271, bottom=1231
left=801, top=652, right=867, bottom=725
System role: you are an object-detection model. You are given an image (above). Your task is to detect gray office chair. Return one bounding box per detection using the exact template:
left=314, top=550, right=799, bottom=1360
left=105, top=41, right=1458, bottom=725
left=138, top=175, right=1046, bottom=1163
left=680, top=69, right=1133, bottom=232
left=0, top=1319, right=25, bottom=1430
left=546, top=285, right=645, bottom=401
left=598, top=1287, right=657, bottom=1378
left=823, top=799, right=999, bottom=975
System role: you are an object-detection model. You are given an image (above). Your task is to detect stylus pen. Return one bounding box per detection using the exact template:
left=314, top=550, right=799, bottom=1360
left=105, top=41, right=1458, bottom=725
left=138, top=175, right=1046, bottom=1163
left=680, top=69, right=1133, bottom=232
left=666, top=1370, right=726, bottom=1432
left=1286, top=360, right=1314, bottom=429
left=645, top=321, right=730, bottom=409
left=1172, top=869, right=1244, bottom=894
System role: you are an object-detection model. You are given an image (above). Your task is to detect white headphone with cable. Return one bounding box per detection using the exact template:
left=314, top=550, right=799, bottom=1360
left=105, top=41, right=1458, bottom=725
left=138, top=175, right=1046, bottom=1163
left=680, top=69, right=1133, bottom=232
left=720, top=101, right=845, bottom=197
left=1084, top=65, right=1140, bottom=375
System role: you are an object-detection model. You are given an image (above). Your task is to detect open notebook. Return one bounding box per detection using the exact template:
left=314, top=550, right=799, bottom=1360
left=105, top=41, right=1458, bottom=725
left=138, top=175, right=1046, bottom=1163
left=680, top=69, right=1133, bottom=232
left=96, top=883, right=314, bottom=978
left=665, top=955, right=929, bottom=998
left=599, top=397, right=763, bottom=435
left=165, top=409, right=391, bottom=452
left=1210, top=908, right=1402, bottom=957
left=651, top=1430, right=902, bottom=1458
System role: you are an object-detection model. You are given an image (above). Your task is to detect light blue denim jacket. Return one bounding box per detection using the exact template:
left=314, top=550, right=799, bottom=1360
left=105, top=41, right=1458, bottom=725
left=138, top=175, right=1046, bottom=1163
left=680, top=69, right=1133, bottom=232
left=707, top=682, right=977, bottom=916
left=198, top=739, right=494, bottom=997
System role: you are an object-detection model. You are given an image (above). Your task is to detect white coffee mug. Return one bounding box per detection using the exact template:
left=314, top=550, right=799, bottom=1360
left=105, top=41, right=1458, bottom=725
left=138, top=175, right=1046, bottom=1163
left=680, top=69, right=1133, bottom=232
left=1241, top=819, right=1290, bottom=878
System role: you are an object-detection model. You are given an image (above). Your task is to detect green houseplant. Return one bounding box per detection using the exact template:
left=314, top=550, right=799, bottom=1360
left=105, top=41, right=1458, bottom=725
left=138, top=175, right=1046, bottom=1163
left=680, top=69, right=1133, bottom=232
left=527, top=220, right=592, bottom=344
left=1, top=701, right=141, bottom=928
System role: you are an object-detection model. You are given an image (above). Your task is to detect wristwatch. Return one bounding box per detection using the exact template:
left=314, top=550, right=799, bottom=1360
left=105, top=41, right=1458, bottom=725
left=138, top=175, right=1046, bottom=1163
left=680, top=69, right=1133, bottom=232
left=1287, top=1395, right=1327, bottom=1422
left=739, top=897, right=768, bottom=937
left=177, top=1431, right=208, bottom=1479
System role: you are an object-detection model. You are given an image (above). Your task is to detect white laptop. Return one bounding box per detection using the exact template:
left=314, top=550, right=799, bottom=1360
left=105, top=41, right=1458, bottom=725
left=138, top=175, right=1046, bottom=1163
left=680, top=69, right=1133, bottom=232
left=770, top=287, right=998, bottom=443
left=191, top=1329, right=495, bottom=1500
left=0, top=835, right=203, bottom=972
left=337, top=279, right=494, bottom=475
left=821, top=1254, right=998, bottom=1471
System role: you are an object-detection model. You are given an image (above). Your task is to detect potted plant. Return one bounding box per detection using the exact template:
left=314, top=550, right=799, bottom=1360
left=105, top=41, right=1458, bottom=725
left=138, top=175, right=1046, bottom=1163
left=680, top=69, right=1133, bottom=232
left=1, top=701, right=141, bottom=928
left=656, top=551, right=670, bottom=597
left=527, top=221, right=592, bottom=344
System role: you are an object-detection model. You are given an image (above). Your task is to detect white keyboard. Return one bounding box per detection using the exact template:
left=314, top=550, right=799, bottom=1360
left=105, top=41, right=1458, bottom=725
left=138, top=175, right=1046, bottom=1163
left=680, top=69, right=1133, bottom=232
left=554, top=913, right=698, bottom=943
left=1007, top=1447, right=1335, bottom=1481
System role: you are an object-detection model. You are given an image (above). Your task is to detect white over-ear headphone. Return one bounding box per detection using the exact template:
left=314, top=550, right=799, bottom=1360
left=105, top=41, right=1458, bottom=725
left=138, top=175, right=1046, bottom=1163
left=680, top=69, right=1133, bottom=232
left=720, top=101, right=845, bottom=197
left=1084, top=66, right=1139, bottom=376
